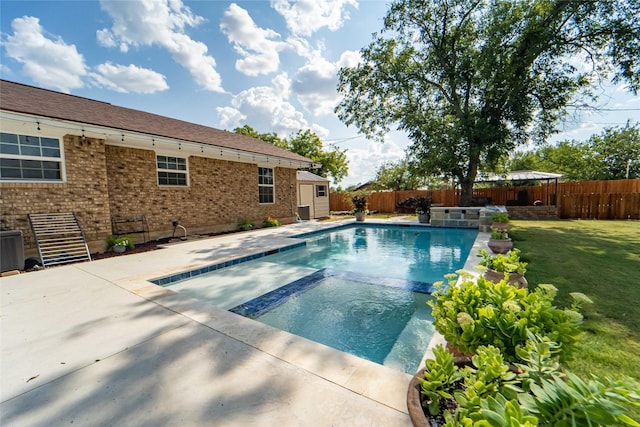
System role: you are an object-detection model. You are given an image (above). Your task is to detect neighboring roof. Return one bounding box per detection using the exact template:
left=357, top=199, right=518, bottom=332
left=479, top=170, right=563, bottom=182
left=0, top=80, right=315, bottom=166
left=297, top=170, right=329, bottom=182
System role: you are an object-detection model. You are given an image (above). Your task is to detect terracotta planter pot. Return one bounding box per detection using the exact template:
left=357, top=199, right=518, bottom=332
left=491, top=222, right=510, bottom=232
left=355, top=212, right=366, bottom=222
left=407, top=358, right=522, bottom=426
left=484, top=268, right=528, bottom=288
left=487, top=238, right=513, bottom=254
left=407, top=358, right=473, bottom=427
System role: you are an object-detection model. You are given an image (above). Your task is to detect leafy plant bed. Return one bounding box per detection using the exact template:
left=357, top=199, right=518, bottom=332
left=408, top=340, right=640, bottom=426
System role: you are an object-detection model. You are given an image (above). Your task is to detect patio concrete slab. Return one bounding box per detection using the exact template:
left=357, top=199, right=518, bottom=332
left=1, top=322, right=409, bottom=426
left=1, top=219, right=483, bottom=426
left=0, top=267, right=188, bottom=402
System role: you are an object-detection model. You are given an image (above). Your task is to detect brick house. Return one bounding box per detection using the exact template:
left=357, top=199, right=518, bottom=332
left=0, top=80, right=318, bottom=256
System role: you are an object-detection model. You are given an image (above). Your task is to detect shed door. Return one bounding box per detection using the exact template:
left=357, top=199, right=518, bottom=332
left=299, top=184, right=315, bottom=217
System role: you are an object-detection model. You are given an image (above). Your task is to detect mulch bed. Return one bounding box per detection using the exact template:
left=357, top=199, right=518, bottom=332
left=91, top=229, right=244, bottom=260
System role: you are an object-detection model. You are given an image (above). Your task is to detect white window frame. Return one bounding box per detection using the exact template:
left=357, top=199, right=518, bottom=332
left=0, top=132, right=65, bottom=183
left=316, top=184, right=327, bottom=197
left=156, top=154, right=189, bottom=187
left=258, top=166, right=275, bottom=204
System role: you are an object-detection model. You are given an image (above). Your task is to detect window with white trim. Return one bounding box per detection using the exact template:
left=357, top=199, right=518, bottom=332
left=0, top=132, right=63, bottom=181
left=316, top=184, right=327, bottom=197
left=258, top=167, right=274, bottom=203
left=156, top=155, right=188, bottom=186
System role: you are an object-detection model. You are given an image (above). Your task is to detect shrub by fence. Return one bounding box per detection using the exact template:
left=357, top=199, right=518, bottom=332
left=329, top=179, right=639, bottom=220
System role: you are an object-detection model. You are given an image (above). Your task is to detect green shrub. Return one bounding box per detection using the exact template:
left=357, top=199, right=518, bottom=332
left=262, top=216, right=280, bottom=227
left=429, top=273, right=591, bottom=363
left=478, top=249, right=527, bottom=275
left=490, top=212, right=510, bottom=223
left=418, top=341, right=640, bottom=426
left=105, top=235, right=135, bottom=251
left=237, top=219, right=254, bottom=231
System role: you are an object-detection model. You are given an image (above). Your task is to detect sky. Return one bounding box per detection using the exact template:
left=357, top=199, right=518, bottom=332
left=1, top=0, right=638, bottom=188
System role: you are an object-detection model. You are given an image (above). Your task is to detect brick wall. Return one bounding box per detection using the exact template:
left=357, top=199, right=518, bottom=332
left=105, top=145, right=298, bottom=241
left=1, top=136, right=299, bottom=258
left=0, top=135, right=112, bottom=255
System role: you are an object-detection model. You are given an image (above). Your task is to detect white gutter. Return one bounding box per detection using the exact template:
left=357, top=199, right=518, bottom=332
left=0, top=110, right=321, bottom=169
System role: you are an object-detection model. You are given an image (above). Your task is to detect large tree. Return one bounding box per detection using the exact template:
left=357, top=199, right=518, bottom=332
left=234, top=125, right=349, bottom=184
left=336, top=0, right=640, bottom=205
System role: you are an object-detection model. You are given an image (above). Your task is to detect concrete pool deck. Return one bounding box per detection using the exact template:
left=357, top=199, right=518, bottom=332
left=1, top=218, right=489, bottom=426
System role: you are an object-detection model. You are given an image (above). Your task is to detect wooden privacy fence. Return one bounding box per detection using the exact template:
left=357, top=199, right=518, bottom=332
left=558, top=193, right=640, bottom=220
left=329, top=179, right=640, bottom=220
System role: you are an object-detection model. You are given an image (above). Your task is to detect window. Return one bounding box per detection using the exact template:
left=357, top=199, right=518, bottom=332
left=258, top=167, right=274, bottom=203
left=316, top=184, right=327, bottom=197
left=156, top=155, right=188, bottom=186
left=0, top=132, right=63, bottom=181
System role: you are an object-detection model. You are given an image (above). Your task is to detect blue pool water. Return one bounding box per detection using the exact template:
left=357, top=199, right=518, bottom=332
left=161, top=224, right=477, bottom=373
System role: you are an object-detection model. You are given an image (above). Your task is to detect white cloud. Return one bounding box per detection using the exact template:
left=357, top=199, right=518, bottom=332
left=3, top=16, right=87, bottom=92
left=220, top=3, right=289, bottom=76
left=291, top=50, right=360, bottom=116
left=216, top=106, right=247, bottom=130
left=97, top=0, right=223, bottom=92
left=293, top=60, right=337, bottom=115
left=271, top=0, right=358, bottom=36
left=341, top=136, right=407, bottom=186
left=218, top=72, right=309, bottom=134
left=90, top=62, right=169, bottom=93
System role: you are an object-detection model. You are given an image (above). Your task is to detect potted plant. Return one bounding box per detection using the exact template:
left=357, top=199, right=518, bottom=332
left=478, top=248, right=528, bottom=288
left=487, top=228, right=513, bottom=254
left=352, top=193, right=368, bottom=222
left=106, top=235, right=134, bottom=253
left=428, top=272, right=591, bottom=363
left=490, top=212, right=510, bottom=231
left=407, top=336, right=640, bottom=426
left=415, top=196, right=432, bottom=224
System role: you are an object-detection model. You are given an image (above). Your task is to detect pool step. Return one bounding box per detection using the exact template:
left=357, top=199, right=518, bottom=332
left=383, top=293, right=435, bottom=373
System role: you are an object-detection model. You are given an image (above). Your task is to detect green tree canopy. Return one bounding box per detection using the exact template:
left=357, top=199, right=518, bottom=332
left=505, top=122, right=640, bottom=180
left=372, top=159, right=424, bottom=190
left=336, top=0, right=640, bottom=205
left=234, top=125, right=349, bottom=184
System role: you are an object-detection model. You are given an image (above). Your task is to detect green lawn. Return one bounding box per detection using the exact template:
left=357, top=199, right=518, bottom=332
left=510, top=220, right=640, bottom=419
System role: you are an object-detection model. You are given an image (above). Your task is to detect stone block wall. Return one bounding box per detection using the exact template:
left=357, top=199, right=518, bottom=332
left=430, top=207, right=481, bottom=228
left=0, top=135, right=112, bottom=256
left=105, top=145, right=298, bottom=241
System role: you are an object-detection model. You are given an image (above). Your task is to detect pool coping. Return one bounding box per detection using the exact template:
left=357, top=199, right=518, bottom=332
left=1, top=217, right=490, bottom=425
left=110, top=219, right=488, bottom=412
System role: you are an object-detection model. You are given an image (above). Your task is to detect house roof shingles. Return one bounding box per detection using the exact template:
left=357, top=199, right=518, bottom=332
left=0, top=80, right=314, bottom=165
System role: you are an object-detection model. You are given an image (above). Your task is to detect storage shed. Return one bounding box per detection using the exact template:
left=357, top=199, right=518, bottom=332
left=297, top=171, right=330, bottom=219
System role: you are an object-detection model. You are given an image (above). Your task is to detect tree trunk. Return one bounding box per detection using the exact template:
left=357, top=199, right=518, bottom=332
left=459, top=180, right=474, bottom=206
left=459, top=149, right=480, bottom=206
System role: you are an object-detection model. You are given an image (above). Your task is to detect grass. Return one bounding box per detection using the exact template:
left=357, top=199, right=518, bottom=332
left=510, top=219, right=640, bottom=420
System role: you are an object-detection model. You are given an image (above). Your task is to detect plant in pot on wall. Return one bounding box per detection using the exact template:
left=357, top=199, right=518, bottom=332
left=487, top=228, right=513, bottom=254
left=416, top=196, right=432, bottom=224
left=352, top=193, right=368, bottom=222
left=490, top=212, right=510, bottom=231
left=106, top=235, right=134, bottom=253
left=478, top=248, right=528, bottom=288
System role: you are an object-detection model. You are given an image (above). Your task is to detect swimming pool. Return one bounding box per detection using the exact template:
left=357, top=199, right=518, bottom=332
left=157, top=224, right=477, bottom=373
